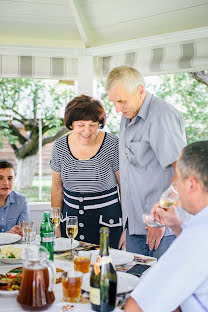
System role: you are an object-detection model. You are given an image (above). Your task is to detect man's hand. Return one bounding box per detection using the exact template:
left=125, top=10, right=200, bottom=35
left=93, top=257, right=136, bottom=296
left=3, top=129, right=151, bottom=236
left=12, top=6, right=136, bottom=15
left=154, top=205, right=183, bottom=236
left=118, top=229, right=126, bottom=250
left=146, top=226, right=165, bottom=251
left=124, top=296, right=143, bottom=312
left=8, top=225, right=22, bottom=236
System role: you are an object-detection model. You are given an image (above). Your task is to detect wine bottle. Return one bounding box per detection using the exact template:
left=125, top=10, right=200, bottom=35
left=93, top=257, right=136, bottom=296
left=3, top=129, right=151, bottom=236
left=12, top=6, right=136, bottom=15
left=90, top=227, right=117, bottom=312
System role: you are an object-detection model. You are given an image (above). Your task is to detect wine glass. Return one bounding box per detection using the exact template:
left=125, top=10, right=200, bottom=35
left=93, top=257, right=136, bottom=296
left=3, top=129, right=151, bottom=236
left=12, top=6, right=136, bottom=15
left=142, top=183, right=179, bottom=228
left=159, top=183, right=179, bottom=210
left=50, top=207, right=61, bottom=245
left=66, top=216, right=78, bottom=260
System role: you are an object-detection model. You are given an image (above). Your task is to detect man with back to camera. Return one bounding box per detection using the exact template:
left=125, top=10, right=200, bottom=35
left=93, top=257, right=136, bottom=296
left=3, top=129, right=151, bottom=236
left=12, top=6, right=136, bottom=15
left=106, top=65, right=188, bottom=258
left=124, top=141, right=208, bottom=312
left=0, top=160, right=30, bottom=235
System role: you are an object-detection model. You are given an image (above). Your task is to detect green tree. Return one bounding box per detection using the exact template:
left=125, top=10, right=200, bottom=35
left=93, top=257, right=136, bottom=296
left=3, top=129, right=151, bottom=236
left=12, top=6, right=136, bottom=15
left=147, top=73, right=208, bottom=144
left=0, top=78, right=76, bottom=189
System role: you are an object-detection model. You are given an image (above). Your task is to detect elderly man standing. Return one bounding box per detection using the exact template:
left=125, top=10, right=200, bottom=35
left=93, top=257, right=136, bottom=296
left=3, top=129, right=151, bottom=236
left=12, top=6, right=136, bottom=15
left=106, top=66, right=187, bottom=258
left=124, top=141, right=208, bottom=312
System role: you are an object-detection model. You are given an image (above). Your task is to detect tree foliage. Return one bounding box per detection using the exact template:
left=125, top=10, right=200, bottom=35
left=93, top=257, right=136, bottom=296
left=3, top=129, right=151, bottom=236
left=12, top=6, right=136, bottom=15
left=0, top=78, right=76, bottom=158
left=147, top=73, right=208, bottom=144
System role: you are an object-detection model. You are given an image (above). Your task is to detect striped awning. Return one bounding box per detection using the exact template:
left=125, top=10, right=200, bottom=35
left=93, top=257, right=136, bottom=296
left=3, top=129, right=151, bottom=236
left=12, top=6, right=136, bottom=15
left=0, top=38, right=207, bottom=79
left=0, top=55, right=78, bottom=79
left=101, top=38, right=208, bottom=77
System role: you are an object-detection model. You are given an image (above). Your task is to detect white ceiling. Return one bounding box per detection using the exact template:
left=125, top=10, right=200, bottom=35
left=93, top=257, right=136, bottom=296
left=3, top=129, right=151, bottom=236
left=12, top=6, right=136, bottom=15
left=0, top=0, right=208, bottom=55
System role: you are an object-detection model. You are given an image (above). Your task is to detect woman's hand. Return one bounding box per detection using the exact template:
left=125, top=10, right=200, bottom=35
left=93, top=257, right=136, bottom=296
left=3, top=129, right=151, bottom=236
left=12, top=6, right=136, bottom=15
left=118, top=229, right=126, bottom=250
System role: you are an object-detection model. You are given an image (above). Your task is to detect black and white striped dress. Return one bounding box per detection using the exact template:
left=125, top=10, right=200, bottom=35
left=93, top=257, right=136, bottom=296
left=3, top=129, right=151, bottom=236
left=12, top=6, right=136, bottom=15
left=50, top=132, right=122, bottom=248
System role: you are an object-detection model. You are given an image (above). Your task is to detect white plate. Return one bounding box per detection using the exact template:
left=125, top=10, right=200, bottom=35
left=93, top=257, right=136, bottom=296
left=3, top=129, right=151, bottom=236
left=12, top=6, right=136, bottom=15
left=0, top=233, right=21, bottom=245
left=0, top=244, right=23, bottom=264
left=0, top=289, right=19, bottom=296
left=54, top=238, right=79, bottom=252
left=90, top=249, right=134, bottom=266
left=34, top=236, right=79, bottom=252
left=82, top=271, right=139, bottom=294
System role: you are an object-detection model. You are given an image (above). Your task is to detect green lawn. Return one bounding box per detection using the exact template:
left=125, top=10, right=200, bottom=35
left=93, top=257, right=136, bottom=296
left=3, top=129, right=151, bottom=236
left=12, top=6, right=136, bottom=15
left=15, top=176, right=52, bottom=202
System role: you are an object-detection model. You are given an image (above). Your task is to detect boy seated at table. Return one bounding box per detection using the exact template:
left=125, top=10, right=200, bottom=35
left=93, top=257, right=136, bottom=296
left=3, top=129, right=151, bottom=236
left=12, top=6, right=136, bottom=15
left=0, top=160, right=30, bottom=236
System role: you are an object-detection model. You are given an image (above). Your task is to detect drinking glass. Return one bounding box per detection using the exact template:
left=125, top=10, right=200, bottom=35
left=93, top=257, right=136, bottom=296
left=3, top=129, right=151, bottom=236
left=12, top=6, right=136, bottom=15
left=22, top=222, right=37, bottom=244
left=74, top=251, right=91, bottom=274
left=66, top=216, right=78, bottom=260
left=62, top=270, right=83, bottom=302
left=142, top=183, right=179, bottom=228
left=50, top=207, right=61, bottom=245
left=159, top=183, right=178, bottom=209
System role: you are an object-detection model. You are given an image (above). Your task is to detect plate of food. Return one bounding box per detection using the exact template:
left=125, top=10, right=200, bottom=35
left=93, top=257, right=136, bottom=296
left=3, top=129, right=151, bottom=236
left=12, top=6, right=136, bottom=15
left=0, top=245, right=23, bottom=264
left=82, top=271, right=139, bottom=294
left=89, top=249, right=134, bottom=266
left=0, top=273, right=22, bottom=295
left=0, top=233, right=21, bottom=245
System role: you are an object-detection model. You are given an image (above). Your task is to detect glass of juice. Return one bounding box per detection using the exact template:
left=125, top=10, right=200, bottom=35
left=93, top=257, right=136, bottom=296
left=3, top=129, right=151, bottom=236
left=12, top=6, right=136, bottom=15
left=62, top=271, right=83, bottom=302
left=74, top=251, right=91, bottom=274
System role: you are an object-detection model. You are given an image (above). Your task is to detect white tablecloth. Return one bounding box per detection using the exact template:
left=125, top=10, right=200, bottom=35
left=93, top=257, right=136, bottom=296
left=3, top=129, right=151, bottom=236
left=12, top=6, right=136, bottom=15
left=0, top=283, right=122, bottom=312
left=0, top=259, right=122, bottom=312
left=0, top=251, right=156, bottom=311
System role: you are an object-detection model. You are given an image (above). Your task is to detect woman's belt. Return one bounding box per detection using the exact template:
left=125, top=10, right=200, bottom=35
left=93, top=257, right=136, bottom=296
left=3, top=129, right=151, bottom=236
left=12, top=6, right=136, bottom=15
left=63, top=186, right=119, bottom=210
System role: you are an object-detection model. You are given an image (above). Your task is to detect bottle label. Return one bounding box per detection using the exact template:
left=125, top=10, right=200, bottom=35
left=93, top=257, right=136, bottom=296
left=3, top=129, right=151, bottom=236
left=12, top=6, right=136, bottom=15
left=41, top=233, right=53, bottom=243
left=93, top=255, right=112, bottom=275
left=90, top=286, right=100, bottom=305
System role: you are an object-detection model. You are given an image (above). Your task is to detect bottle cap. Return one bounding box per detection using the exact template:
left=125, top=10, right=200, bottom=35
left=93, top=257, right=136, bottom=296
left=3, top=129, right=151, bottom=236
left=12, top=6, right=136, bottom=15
left=43, top=211, right=50, bottom=217
left=100, top=227, right=109, bottom=234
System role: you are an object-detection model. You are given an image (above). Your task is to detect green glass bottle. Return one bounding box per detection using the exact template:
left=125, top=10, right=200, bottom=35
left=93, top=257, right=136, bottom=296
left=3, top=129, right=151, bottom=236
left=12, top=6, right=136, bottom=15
left=90, top=227, right=117, bottom=312
left=40, top=211, right=54, bottom=261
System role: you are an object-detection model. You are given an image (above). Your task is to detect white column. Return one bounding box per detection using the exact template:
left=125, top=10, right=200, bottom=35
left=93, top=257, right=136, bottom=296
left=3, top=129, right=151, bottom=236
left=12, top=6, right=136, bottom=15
left=77, top=56, right=98, bottom=98
left=38, top=118, right=42, bottom=201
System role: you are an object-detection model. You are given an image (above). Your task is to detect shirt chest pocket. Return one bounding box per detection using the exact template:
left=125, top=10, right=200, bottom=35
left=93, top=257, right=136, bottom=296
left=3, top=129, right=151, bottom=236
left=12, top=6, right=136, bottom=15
left=128, top=141, right=155, bottom=169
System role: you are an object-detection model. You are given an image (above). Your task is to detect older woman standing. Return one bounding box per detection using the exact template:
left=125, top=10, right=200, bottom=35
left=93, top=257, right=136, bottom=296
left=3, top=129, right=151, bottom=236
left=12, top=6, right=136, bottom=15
left=50, top=95, right=122, bottom=248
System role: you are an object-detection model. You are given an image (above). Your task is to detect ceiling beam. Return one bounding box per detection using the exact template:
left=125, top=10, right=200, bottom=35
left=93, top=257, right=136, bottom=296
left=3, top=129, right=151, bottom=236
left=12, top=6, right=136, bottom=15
left=69, top=0, right=91, bottom=48
left=0, top=45, right=86, bottom=57
left=87, top=26, right=208, bottom=57
left=0, top=27, right=207, bottom=59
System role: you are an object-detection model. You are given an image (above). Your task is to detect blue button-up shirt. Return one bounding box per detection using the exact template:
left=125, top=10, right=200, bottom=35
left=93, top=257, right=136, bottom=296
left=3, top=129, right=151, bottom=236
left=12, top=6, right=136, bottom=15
left=131, top=205, right=208, bottom=312
left=119, top=91, right=187, bottom=235
left=0, top=191, right=30, bottom=232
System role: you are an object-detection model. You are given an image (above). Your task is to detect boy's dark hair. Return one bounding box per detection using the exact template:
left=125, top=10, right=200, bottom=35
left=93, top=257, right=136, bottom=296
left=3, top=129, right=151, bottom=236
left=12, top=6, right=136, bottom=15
left=0, top=160, right=15, bottom=171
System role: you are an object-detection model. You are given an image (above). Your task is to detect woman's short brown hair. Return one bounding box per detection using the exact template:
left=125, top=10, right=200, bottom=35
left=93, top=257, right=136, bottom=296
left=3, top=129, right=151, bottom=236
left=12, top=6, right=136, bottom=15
left=64, top=95, right=106, bottom=129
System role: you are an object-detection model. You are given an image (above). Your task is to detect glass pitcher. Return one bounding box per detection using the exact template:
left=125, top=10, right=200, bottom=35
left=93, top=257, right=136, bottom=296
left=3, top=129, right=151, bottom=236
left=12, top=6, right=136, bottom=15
left=17, top=244, right=56, bottom=309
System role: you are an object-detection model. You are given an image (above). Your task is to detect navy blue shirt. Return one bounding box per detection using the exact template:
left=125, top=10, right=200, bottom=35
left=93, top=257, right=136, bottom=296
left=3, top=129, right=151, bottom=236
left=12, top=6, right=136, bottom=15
left=0, top=191, right=30, bottom=232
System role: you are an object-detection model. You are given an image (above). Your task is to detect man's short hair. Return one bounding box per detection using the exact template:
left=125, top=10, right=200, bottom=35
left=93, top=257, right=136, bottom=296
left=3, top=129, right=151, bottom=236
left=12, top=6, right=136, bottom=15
left=106, top=65, right=146, bottom=94
left=64, top=94, right=106, bottom=130
left=0, top=160, right=15, bottom=171
left=177, top=141, right=208, bottom=192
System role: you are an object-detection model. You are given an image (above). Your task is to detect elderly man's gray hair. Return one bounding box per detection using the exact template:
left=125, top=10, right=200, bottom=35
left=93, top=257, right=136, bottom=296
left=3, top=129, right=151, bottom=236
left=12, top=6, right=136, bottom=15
left=106, top=66, right=146, bottom=94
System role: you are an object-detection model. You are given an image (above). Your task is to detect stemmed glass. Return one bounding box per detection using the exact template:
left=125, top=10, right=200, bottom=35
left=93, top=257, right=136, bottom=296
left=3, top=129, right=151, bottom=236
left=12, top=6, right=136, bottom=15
left=65, top=216, right=78, bottom=260
left=142, top=183, right=179, bottom=228
left=50, top=207, right=61, bottom=245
